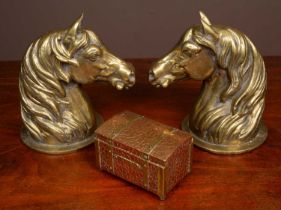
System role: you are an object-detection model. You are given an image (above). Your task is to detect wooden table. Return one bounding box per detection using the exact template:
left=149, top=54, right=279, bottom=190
left=0, top=58, right=280, bottom=209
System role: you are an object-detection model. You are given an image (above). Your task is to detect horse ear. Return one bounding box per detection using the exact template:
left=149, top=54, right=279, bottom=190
left=63, top=14, right=84, bottom=47
left=184, top=28, right=193, bottom=41
left=199, top=11, right=218, bottom=39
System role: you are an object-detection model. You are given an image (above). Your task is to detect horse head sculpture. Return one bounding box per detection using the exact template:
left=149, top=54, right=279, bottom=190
left=149, top=12, right=267, bottom=154
left=20, top=15, right=135, bottom=154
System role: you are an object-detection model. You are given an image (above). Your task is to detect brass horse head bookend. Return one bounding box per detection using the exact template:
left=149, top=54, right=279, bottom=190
left=149, top=12, right=267, bottom=154
left=19, top=15, right=135, bottom=154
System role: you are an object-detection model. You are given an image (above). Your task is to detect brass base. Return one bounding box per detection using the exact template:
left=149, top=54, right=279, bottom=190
left=21, top=112, right=103, bottom=155
left=181, top=116, right=267, bottom=154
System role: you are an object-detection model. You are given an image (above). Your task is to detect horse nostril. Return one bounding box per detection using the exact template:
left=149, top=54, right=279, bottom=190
left=149, top=71, right=156, bottom=82
left=129, top=74, right=135, bottom=83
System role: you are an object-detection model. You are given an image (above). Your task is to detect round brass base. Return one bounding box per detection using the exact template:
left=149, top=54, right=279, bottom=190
left=21, top=112, right=103, bottom=155
left=181, top=116, right=267, bottom=154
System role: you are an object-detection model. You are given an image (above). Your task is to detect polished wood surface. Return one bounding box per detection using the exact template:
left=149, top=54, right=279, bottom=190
left=0, top=58, right=280, bottom=209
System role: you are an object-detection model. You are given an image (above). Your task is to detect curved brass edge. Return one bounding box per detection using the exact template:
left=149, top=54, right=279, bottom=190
left=181, top=116, right=267, bottom=155
left=21, top=112, right=104, bottom=155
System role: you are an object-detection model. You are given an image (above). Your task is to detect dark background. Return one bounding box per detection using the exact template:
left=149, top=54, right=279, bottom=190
left=1, top=0, right=280, bottom=60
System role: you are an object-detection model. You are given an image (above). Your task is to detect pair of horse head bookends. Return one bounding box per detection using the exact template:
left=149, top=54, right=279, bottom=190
left=20, top=12, right=267, bottom=155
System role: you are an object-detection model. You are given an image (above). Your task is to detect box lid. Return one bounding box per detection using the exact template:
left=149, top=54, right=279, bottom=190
left=95, top=111, right=142, bottom=140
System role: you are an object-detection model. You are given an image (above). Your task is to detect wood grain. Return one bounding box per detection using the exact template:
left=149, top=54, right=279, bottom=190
left=0, top=58, right=280, bottom=209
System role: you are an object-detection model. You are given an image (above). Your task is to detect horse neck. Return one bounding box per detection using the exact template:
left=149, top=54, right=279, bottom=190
left=190, top=48, right=266, bottom=142
left=193, top=42, right=262, bottom=115
left=39, top=35, right=94, bottom=125
left=62, top=83, right=95, bottom=128
left=193, top=66, right=230, bottom=113
left=20, top=35, right=95, bottom=142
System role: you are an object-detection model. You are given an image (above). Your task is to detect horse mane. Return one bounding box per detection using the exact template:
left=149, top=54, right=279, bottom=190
left=19, top=30, right=93, bottom=142
left=191, top=26, right=267, bottom=143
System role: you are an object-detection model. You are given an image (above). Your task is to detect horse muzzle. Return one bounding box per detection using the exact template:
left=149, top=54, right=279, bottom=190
left=111, top=62, right=135, bottom=90
left=149, top=60, right=175, bottom=88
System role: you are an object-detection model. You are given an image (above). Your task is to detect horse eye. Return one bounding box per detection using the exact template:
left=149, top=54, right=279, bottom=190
left=182, top=48, right=192, bottom=57
left=84, top=46, right=101, bottom=61
left=182, top=43, right=201, bottom=57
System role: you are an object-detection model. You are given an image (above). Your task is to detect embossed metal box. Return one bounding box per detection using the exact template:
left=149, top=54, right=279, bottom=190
left=95, top=111, right=193, bottom=200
